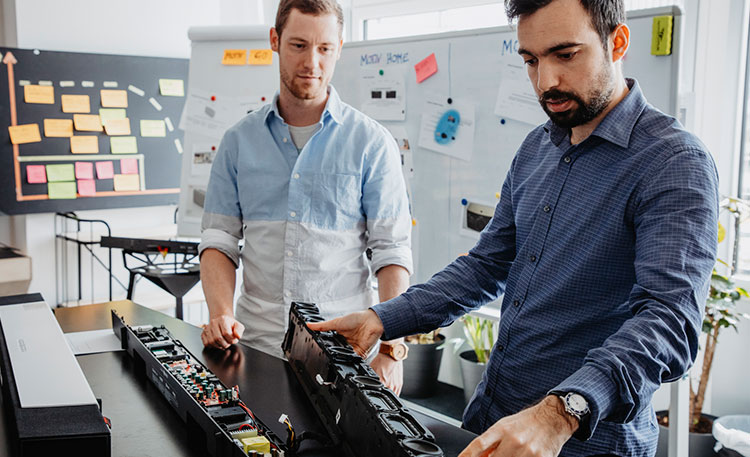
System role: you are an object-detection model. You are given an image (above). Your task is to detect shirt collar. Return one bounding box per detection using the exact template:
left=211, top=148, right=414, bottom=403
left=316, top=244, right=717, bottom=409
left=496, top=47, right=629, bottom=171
left=265, top=85, right=344, bottom=126
left=546, top=78, right=646, bottom=149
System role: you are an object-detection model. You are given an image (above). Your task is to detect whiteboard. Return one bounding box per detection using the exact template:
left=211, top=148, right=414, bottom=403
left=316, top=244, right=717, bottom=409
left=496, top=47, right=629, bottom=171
left=331, top=6, right=682, bottom=284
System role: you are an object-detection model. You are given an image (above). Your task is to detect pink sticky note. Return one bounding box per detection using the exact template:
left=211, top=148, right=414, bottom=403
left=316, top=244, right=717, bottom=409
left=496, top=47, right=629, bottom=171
left=120, top=158, right=138, bottom=175
left=414, top=53, right=438, bottom=83
left=77, top=179, right=96, bottom=196
left=75, top=161, right=94, bottom=180
left=96, top=161, right=115, bottom=179
left=26, top=164, right=47, bottom=184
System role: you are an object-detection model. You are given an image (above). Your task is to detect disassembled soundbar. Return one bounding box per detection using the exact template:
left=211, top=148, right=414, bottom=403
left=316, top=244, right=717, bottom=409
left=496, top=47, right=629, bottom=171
left=282, top=302, right=444, bottom=457
left=111, top=311, right=287, bottom=457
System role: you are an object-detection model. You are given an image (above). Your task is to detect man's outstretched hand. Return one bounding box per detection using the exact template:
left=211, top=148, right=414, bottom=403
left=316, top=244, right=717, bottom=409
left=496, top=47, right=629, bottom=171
left=306, top=309, right=385, bottom=358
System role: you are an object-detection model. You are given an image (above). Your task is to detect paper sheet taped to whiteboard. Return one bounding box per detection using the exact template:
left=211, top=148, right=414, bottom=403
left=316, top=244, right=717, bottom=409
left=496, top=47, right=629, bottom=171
left=179, top=88, right=271, bottom=140
left=417, top=95, right=475, bottom=162
left=359, top=67, right=406, bottom=121
left=494, top=63, right=547, bottom=126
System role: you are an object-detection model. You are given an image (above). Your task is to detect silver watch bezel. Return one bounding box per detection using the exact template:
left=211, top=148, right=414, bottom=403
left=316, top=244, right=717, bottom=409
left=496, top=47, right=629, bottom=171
left=559, top=392, right=590, bottom=420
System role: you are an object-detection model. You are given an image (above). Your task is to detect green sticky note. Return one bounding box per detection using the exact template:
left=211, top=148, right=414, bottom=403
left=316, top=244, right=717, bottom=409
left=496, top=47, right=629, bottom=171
left=651, top=16, right=673, bottom=56
left=45, top=164, right=75, bottom=182
left=48, top=181, right=77, bottom=199
left=110, top=136, right=138, bottom=154
left=140, top=120, right=166, bottom=137
left=159, top=78, right=185, bottom=97
left=99, top=108, right=127, bottom=121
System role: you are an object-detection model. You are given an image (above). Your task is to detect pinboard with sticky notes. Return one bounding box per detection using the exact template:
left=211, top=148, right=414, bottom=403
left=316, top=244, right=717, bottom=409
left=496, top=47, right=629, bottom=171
left=329, top=6, right=683, bottom=283
left=0, top=47, right=188, bottom=214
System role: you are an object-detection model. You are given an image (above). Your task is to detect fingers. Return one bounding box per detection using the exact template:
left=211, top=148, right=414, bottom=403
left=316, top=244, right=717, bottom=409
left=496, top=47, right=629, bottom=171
left=458, top=427, right=502, bottom=457
left=232, top=321, right=245, bottom=340
left=306, top=318, right=335, bottom=332
left=202, top=316, right=239, bottom=349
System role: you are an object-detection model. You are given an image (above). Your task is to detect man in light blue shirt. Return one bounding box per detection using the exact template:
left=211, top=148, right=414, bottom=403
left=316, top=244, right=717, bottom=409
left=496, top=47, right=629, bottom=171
left=198, top=0, right=413, bottom=393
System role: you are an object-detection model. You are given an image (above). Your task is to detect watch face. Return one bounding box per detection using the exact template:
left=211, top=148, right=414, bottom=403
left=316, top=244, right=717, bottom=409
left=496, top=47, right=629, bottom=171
left=392, top=344, right=407, bottom=360
left=568, top=393, right=589, bottom=414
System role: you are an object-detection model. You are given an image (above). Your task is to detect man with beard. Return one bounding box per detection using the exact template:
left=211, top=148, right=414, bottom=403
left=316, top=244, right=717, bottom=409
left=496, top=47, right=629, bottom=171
left=199, top=0, right=412, bottom=394
left=309, top=0, right=719, bottom=455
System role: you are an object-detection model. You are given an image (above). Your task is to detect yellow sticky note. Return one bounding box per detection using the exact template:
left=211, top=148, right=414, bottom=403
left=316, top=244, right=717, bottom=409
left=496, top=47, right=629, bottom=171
left=110, top=136, right=138, bottom=154
left=100, top=89, right=128, bottom=108
left=99, top=109, right=127, bottom=121
left=61, top=94, right=91, bottom=113
left=140, top=119, right=166, bottom=137
left=24, top=85, right=54, bottom=104
left=222, top=49, right=247, bottom=66
left=46, top=164, right=75, bottom=182
left=73, top=114, right=102, bottom=132
left=113, top=174, right=140, bottom=191
left=8, top=124, right=42, bottom=144
left=44, top=119, right=74, bottom=137
left=103, top=118, right=131, bottom=136
left=159, top=79, right=185, bottom=97
left=70, top=135, right=99, bottom=154
left=248, top=49, right=273, bottom=65
left=651, top=16, right=673, bottom=56
left=48, top=181, right=77, bottom=199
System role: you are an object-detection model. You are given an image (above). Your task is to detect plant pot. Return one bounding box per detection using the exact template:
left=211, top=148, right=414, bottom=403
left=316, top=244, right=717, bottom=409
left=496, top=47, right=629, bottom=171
left=656, top=410, right=718, bottom=457
left=458, top=350, right=487, bottom=406
left=401, top=334, right=445, bottom=398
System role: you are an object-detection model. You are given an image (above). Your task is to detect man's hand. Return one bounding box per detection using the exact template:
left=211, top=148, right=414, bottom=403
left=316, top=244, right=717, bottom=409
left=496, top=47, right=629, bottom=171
left=458, top=395, right=578, bottom=457
left=370, top=353, right=403, bottom=395
left=201, top=314, right=245, bottom=350
left=306, top=309, right=385, bottom=358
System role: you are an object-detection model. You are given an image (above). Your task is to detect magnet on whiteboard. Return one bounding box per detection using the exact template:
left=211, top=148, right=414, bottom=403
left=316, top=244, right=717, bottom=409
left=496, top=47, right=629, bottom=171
left=495, top=192, right=501, bottom=199
left=461, top=198, right=468, bottom=206
left=412, top=219, right=417, bottom=226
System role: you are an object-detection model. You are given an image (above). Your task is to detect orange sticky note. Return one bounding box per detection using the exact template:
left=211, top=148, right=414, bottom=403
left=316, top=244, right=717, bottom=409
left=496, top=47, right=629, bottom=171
left=414, top=53, right=438, bottom=83
left=120, top=158, right=138, bottom=174
left=100, top=89, right=128, bottom=108
left=24, top=85, right=55, bottom=104
left=103, top=118, right=131, bottom=136
left=73, top=114, right=102, bottom=132
left=61, top=94, right=91, bottom=113
left=70, top=135, right=99, bottom=154
left=26, top=165, right=47, bottom=184
left=95, top=161, right=114, bottom=179
left=248, top=49, right=273, bottom=65
left=113, top=174, right=140, bottom=191
left=43, top=119, right=74, bottom=137
left=222, top=49, right=247, bottom=65
left=8, top=124, right=42, bottom=144
left=77, top=179, right=96, bottom=196
left=75, top=161, right=94, bottom=180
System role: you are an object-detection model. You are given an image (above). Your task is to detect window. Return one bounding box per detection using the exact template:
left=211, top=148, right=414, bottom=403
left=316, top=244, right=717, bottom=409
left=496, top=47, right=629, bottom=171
left=734, top=31, right=750, bottom=277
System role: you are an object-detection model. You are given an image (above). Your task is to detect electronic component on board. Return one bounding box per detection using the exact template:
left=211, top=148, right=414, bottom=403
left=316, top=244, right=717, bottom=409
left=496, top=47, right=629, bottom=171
left=282, top=302, right=444, bottom=457
left=112, top=311, right=287, bottom=457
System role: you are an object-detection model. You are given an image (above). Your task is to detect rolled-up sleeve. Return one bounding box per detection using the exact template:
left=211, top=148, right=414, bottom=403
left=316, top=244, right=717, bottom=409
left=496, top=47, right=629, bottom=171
left=198, top=130, right=243, bottom=268
left=362, top=129, right=413, bottom=275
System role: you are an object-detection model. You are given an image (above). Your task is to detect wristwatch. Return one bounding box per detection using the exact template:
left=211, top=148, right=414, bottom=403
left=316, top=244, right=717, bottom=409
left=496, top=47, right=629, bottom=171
left=558, top=392, right=590, bottom=422
left=379, top=341, right=409, bottom=361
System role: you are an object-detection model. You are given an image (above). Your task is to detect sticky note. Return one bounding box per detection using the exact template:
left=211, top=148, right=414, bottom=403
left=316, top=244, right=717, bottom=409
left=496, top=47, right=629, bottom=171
left=140, top=120, right=166, bottom=137
left=24, top=85, right=54, bottom=104
left=77, top=180, right=96, bottom=197
left=100, top=89, right=128, bottom=108
left=414, top=53, right=438, bottom=83
left=159, top=79, right=185, bottom=97
left=70, top=135, right=99, bottom=154
left=103, top=118, right=131, bottom=136
left=99, top=108, right=127, bottom=121
left=110, top=136, right=138, bottom=154
left=43, top=119, right=74, bottom=137
left=96, top=161, right=114, bottom=179
left=73, top=114, right=102, bottom=132
left=222, top=49, right=247, bottom=65
left=248, top=49, right=273, bottom=65
left=75, top=161, right=94, bottom=180
left=114, top=174, right=140, bottom=191
left=8, top=124, right=42, bottom=144
left=48, top=182, right=77, bottom=199
left=61, top=94, right=91, bottom=113
left=26, top=165, right=47, bottom=184
left=120, top=158, right=138, bottom=174
left=46, top=164, right=75, bottom=182
left=651, top=16, right=673, bottom=56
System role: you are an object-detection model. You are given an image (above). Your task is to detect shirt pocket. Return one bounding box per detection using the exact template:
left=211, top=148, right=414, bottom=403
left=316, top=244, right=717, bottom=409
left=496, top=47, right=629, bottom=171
left=311, top=173, right=362, bottom=230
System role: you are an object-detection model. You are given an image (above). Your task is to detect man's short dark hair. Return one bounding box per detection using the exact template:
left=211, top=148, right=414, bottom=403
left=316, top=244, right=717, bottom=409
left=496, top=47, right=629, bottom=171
left=275, top=0, right=344, bottom=38
left=504, top=0, right=625, bottom=50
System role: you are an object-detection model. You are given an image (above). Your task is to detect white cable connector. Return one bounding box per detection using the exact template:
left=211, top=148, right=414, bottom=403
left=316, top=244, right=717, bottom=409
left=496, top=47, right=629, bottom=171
left=278, top=413, right=289, bottom=424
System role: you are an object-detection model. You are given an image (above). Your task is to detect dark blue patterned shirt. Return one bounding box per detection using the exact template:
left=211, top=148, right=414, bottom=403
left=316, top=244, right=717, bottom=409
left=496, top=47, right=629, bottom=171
left=373, top=79, right=718, bottom=456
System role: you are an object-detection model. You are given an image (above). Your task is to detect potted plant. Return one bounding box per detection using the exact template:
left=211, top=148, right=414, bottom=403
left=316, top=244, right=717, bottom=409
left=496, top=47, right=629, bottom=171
left=401, top=330, right=445, bottom=398
left=442, top=315, right=497, bottom=405
left=657, top=197, right=750, bottom=456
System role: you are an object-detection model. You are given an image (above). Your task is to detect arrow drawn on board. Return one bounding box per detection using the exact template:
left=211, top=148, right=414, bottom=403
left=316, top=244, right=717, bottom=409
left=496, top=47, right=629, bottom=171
left=3, top=51, right=22, bottom=200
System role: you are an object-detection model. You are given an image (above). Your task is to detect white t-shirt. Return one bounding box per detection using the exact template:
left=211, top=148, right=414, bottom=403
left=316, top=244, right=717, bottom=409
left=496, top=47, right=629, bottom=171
left=288, top=123, right=320, bottom=151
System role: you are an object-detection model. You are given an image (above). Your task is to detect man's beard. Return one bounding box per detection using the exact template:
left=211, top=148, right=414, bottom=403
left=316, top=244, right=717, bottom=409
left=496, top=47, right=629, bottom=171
left=280, top=66, right=323, bottom=101
left=539, top=66, right=614, bottom=129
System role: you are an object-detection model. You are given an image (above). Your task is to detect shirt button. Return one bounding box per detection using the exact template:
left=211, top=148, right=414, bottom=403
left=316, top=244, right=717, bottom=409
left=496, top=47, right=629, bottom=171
left=513, top=300, right=520, bottom=307
left=283, top=137, right=288, bottom=143
left=529, top=254, right=537, bottom=262
left=497, top=344, right=504, bottom=351
left=293, top=173, right=300, bottom=179
left=564, top=156, right=571, bottom=163
left=287, top=251, right=293, bottom=257
left=543, top=205, right=551, bottom=213
left=290, top=211, right=296, bottom=217
left=285, top=291, right=291, bottom=297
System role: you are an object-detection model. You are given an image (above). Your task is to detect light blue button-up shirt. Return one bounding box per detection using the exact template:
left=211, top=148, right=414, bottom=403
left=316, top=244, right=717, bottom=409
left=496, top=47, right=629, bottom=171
left=200, top=86, right=412, bottom=357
